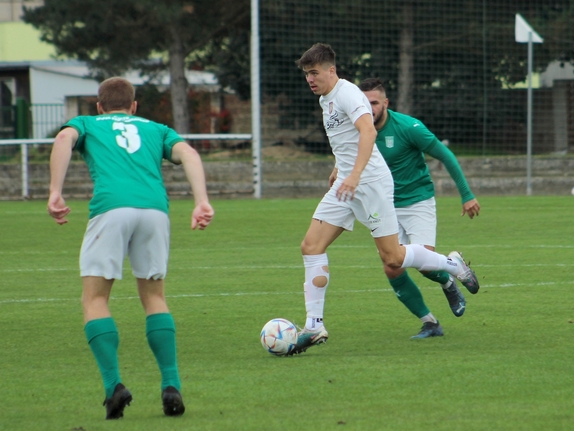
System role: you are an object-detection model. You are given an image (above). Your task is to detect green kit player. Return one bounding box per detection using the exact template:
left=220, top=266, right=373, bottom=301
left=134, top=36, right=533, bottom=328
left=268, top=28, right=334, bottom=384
left=47, top=77, right=214, bottom=419
left=359, top=77, right=480, bottom=338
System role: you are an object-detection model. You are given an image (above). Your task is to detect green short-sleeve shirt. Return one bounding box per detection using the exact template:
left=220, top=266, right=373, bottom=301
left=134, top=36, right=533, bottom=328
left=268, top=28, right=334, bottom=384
left=375, top=109, right=438, bottom=207
left=65, top=113, right=183, bottom=218
left=375, top=109, right=474, bottom=207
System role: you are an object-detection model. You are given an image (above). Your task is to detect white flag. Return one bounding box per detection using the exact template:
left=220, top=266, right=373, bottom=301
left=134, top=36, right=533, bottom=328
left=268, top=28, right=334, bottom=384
left=515, top=14, right=543, bottom=43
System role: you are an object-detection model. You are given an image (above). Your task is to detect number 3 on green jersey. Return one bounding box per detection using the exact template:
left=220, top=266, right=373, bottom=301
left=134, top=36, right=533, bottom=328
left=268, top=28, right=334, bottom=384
left=113, top=122, right=141, bottom=153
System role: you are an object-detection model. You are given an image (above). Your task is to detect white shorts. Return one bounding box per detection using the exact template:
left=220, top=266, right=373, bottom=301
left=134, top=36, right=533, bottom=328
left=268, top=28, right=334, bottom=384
left=80, top=208, right=170, bottom=280
left=395, top=197, right=437, bottom=247
left=313, top=176, right=398, bottom=238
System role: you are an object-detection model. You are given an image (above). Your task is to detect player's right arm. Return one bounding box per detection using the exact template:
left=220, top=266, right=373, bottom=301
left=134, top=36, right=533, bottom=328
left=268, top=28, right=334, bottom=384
left=170, top=142, right=214, bottom=230
left=47, top=127, right=78, bottom=225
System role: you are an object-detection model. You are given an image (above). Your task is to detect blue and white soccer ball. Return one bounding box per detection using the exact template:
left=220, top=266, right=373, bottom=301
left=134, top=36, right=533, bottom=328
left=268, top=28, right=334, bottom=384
left=260, top=318, right=298, bottom=356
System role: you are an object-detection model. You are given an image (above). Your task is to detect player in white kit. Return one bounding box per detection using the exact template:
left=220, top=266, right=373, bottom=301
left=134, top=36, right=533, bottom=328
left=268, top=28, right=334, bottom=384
left=291, top=43, right=479, bottom=354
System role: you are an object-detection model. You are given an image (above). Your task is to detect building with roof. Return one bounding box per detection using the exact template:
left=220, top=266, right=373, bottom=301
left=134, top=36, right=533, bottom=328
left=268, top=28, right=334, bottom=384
left=0, top=18, right=219, bottom=139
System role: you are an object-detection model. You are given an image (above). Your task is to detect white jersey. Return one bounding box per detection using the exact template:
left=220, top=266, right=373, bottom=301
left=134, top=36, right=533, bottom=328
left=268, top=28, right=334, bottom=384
left=319, top=79, right=391, bottom=184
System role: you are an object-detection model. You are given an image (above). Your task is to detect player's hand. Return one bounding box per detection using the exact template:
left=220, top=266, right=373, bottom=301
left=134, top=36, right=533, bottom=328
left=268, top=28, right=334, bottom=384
left=336, top=174, right=359, bottom=201
left=462, top=198, right=480, bottom=219
left=47, top=192, right=71, bottom=225
left=191, top=201, right=214, bottom=230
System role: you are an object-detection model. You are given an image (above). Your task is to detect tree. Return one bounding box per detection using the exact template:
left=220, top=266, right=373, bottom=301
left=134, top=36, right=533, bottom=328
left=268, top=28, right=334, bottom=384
left=200, top=0, right=574, bottom=123
left=23, top=0, right=248, bottom=134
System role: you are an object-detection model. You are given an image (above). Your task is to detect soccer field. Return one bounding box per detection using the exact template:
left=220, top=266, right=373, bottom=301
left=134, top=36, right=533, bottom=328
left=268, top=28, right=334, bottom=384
left=1, top=196, right=573, bottom=431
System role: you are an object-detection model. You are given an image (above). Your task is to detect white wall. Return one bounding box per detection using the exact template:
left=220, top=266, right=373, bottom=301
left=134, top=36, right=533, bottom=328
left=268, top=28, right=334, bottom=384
left=29, top=67, right=98, bottom=104
left=29, top=67, right=99, bottom=138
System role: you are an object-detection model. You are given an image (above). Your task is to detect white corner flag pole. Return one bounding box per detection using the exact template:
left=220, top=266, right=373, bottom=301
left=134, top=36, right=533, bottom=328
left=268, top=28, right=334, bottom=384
left=515, top=14, right=543, bottom=196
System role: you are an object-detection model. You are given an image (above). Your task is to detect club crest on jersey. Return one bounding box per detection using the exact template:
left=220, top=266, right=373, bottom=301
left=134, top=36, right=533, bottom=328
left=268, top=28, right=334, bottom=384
left=325, top=111, right=344, bottom=130
left=329, top=102, right=333, bottom=114
left=385, top=136, right=394, bottom=148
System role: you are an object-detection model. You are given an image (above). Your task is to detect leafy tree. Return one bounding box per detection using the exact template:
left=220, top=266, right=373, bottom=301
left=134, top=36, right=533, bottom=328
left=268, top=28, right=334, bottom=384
left=23, top=0, right=247, bottom=134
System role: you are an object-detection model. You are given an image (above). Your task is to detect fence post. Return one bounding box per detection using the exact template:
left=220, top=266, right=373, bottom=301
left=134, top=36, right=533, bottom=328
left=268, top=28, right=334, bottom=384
left=21, top=143, right=28, bottom=199
left=16, top=98, right=30, bottom=198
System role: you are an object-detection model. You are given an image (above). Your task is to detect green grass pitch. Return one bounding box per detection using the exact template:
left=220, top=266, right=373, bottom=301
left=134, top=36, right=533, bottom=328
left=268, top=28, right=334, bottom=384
left=1, top=196, right=573, bottom=431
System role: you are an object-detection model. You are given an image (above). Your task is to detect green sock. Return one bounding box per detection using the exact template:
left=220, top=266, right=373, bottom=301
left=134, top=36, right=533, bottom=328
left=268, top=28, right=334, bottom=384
left=389, top=272, right=430, bottom=318
left=146, top=313, right=181, bottom=391
left=84, top=317, right=121, bottom=399
left=422, top=270, right=451, bottom=286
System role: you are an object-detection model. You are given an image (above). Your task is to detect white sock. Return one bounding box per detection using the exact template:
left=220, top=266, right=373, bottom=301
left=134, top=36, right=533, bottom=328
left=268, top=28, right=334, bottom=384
left=401, top=244, right=460, bottom=276
left=441, top=276, right=454, bottom=290
left=303, top=253, right=329, bottom=330
left=420, top=313, right=438, bottom=324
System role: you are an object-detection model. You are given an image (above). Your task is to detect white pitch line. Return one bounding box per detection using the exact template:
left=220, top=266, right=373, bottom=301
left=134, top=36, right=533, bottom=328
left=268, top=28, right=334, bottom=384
left=3, top=244, right=573, bottom=257
left=1, top=268, right=76, bottom=273
left=2, top=261, right=574, bottom=275
left=1, top=279, right=571, bottom=305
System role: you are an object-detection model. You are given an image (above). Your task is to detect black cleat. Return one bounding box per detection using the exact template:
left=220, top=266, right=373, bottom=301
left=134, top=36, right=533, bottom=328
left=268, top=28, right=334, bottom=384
left=442, top=277, right=466, bottom=317
left=411, top=321, right=444, bottom=339
left=162, top=386, right=185, bottom=416
left=103, top=383, right=132, bottom=420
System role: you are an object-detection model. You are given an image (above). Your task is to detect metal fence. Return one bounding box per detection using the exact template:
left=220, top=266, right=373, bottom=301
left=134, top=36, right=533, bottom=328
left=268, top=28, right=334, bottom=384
left=0, top=103, right=65, bottom=162
left=2, top=0, right=574, bottom=199
left=30, top=103, right=65, bottom=139
left=0, top=134, right=253, bottom=199
left=250, top=0, right=574, bottom=157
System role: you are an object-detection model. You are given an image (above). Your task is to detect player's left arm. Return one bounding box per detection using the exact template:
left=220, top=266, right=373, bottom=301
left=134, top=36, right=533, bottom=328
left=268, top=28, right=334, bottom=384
left=329, top=167, right=338, bottom=188
left=337, top=113, right=377, bottom=201
left=47, top=127, right=78, bottom=225
left=426, top=140, right=480, bottom=219
left=170, top=141, right=214, bottom=230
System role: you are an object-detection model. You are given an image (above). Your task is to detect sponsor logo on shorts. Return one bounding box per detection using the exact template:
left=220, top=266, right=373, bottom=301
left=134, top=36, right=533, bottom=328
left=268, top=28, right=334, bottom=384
left=368, top=213, right=382, bottom=230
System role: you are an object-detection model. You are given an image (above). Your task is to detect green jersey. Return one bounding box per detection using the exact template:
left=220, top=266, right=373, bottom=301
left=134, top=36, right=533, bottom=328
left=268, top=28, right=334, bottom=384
left=65, top=113, right=182, bottom=218
left=375, top=109, right=474, bottom=207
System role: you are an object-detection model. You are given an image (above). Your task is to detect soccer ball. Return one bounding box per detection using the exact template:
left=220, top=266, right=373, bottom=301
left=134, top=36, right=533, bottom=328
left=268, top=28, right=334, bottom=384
left=260, top=318, right=298, bottom=356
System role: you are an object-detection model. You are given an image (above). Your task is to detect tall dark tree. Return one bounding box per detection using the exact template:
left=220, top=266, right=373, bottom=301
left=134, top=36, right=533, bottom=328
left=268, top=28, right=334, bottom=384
left=23, top=0, right=248, bottom=134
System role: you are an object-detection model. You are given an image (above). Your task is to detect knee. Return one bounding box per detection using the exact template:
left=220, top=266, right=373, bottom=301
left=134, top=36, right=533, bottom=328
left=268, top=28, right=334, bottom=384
left=384, top=264, right=404, bottom=279
left=140, top=292, right=169, bottom=315
left=81, top=289, right=110, bottom=308
left=301, top=238, right=322, bottom=255
left=379, top=249, right=404, bottom=270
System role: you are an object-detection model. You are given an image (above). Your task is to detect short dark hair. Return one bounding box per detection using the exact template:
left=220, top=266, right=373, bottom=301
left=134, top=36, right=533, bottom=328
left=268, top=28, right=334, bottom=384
left=98, top=77, right=135, bottom=112
left=359, top=78, right=386, bottom=94
left=296, top=43, right=336, bottom=69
